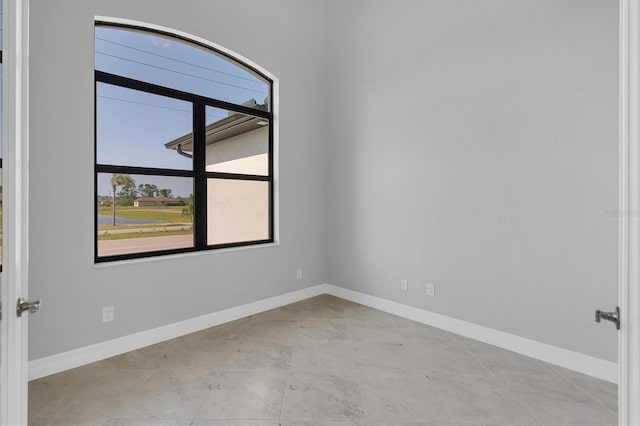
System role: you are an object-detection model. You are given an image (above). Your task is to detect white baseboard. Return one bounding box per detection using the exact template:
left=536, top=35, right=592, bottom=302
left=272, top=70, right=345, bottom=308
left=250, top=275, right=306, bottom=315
left=28, top=285, right=327, bottom=381
left=29, top=282, right=617, bottom=384
left=322, top=284, right=618, bottom=384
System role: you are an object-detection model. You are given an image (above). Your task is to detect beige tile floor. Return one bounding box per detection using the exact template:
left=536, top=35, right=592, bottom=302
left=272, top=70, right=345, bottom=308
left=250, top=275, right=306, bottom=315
left=29, top=294, right=618, bottom=426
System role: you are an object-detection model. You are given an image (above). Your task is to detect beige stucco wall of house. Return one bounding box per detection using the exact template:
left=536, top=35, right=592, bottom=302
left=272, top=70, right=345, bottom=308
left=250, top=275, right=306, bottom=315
left=205, top=126, right=269, bottom=244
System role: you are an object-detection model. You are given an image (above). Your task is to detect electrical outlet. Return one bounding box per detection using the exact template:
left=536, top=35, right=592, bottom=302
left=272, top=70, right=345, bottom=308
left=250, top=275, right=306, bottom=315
left=426, top=283, right=435, bottom=297
left=296, top=268, right=303, bottom=279
left=401, top=279, right=408, bottom=292
left=102, top=306, right=114, bottom=323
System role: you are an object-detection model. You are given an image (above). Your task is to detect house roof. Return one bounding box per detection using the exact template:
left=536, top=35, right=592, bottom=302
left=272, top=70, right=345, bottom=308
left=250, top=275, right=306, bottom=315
left=134, top=196, right=183, bottom=202
left=164, top=98, right=269, bottom=154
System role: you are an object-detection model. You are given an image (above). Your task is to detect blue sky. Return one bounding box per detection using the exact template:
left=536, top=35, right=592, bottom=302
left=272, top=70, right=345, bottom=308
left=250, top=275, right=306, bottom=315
left=95, top=26, right=268, bottom=197
left=0, top=2, right=4, bottom=159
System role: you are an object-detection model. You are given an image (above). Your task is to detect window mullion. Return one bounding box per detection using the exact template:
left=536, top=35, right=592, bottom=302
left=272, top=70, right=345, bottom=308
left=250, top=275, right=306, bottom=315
left=194, top=102, right=207, bottom=250
left=268, top=114, right=274, bottom=242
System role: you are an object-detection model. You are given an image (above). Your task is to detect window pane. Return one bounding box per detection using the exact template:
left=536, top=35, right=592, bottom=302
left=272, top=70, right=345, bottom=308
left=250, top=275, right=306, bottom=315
left=97, top=173, right=194, bottom=257
left=190, top=106, right=269, bottom=175
left=0, top=0, right=3, bottom=49
left=97, top=83, right=193, bottom=170
left=0, top=65, right=3, bottom=157
left=207, top=179, right=269, bottom=245
left=1, top=63, right=3, bottom=267
left=0, top=170, right=2, bottom=266
left=95, top=26, right=270, bottom=111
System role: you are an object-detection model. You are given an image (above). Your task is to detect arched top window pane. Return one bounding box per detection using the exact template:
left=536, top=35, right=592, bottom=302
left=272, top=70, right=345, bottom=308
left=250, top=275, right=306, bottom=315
left=0, top=0, right=3, bottom=49
left=95, top=25, right=270, bottom=111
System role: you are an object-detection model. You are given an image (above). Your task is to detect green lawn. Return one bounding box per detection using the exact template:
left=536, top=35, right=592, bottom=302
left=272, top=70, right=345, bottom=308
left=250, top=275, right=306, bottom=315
left=97, top=205, right=192, bottom=240
left=99, top=222, right=190, bottom=231
left=98, top=205, right=191, bottom=226
left=98, top=228, right=193, bottom=240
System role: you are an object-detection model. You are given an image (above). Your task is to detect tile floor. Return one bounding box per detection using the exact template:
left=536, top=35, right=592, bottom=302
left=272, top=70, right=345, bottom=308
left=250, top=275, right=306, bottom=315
left=29, top=294, right=618, bottom=426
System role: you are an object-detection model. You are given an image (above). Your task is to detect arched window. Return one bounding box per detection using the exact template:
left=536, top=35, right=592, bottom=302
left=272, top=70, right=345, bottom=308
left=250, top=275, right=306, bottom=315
left=0, top=1, right=4, bottom=269
left=95, top=21, right=274, bottom=262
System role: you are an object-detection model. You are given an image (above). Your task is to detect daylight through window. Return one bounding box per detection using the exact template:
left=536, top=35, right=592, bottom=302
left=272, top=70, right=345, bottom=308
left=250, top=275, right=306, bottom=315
left=95, top=23, right=273, bottom=262
left=1, top=1, right=4, bottom=269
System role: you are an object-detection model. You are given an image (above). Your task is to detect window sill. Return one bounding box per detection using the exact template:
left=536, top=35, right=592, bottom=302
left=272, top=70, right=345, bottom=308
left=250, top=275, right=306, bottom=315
left=93, top=241, right=280, bottom=269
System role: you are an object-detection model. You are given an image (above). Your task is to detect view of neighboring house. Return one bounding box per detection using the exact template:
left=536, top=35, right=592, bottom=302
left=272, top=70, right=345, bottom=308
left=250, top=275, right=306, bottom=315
left=133, top=196, right=186, bottom=207
left=164, top=98, right=270, bottom=245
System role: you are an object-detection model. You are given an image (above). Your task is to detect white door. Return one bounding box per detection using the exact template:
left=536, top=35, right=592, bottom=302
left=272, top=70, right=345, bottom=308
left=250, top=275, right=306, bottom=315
left=0, top=0, right=32, bottom=424
left=618, top=1, right=640, bottom=424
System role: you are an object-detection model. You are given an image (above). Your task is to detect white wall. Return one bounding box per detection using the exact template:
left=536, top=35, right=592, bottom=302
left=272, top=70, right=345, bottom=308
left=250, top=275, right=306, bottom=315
left=28, top=0, right=328, bottom=360
left=325, top=0, right=619, bottom=362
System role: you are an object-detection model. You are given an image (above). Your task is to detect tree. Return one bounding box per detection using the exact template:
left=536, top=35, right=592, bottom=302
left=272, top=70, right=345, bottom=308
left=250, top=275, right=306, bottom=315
left=138, top=183, right=159, bottom=198
left=119, top=180, right=138, bottom=206
left=158, top=188, right=173, bottom=198
left=182, top=193, right=194, bottom=223
left=110, top=174, right=135, bottom=226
